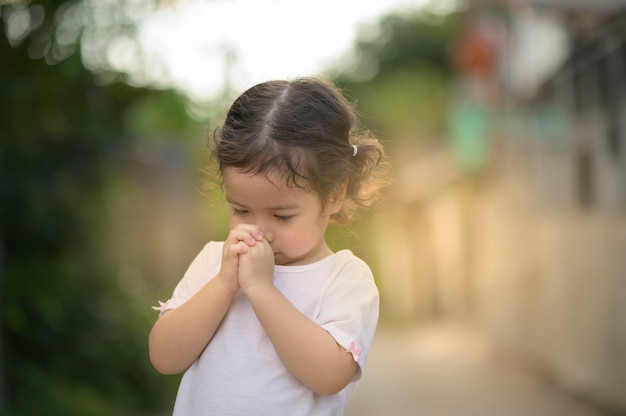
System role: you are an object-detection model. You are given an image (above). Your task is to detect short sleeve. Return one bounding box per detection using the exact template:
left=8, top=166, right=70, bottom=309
left=316, top=255, right=379, bottom=378
left=156, top=241, right=223, bottom=314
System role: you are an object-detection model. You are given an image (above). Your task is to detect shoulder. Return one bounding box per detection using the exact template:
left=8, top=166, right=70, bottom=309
left=333, top=250, right=374, bottom=278
left=323, top=250, right=378, bottom=295
left=180, top=241, right=224, bottom=282
left=166, top=241, right=225, bottom=309
left=200, top=241, right=224, bottom=258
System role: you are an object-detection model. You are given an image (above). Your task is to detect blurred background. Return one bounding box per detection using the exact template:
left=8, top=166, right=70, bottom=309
left=1, top=0, right=625, bottom=415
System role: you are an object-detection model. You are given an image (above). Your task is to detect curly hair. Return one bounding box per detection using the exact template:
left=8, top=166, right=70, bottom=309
left=210, top=77, right=391, bottom=223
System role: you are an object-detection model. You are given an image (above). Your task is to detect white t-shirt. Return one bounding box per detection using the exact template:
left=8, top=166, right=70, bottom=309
left=160, top=241, right=379, bottom=416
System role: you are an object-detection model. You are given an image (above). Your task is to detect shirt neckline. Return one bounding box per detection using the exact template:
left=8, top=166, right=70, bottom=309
left=274, top=249, right=351, bottom=273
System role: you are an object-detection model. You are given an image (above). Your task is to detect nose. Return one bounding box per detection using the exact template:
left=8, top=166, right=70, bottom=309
left=255, top=220, right=274, bottom=243
left=261, top=228, right=274, bottom=243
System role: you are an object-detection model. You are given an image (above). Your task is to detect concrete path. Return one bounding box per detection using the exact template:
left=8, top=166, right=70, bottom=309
left=345, top=323, right=606, bottom=416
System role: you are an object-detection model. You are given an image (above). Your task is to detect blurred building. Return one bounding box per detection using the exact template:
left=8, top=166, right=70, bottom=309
left=380, top=0, right=626, bottom=412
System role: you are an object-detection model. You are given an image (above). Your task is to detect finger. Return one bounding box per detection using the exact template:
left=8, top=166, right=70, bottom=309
left=227, top=229, right=259, bottom=247
left=259, top=238, right=274, bottom=254
left=245, top=238, right=274, bottom=259
left=237, top=240, right=251, bottom=251
left=225, top=241, right=248, bottom=258
left=232, top=224, right=264, bottom=241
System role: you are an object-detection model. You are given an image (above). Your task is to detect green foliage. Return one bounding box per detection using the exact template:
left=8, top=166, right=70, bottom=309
left=348, top=66, right=451, bottom=141
left=358, top=12, right=458, bottom=79
left=0, top=1, right=186, bottom=414
left=124, top=89, right=204, bottom=139
left=331, top=10, right=462, bottom=149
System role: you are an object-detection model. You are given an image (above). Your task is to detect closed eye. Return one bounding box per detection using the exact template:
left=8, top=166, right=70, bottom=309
left=274, top=215, right=293, bottom=223
left=232, top=208, right=248, bottom=216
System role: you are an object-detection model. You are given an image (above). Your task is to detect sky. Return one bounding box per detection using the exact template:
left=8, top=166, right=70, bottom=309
left=133, top=0, right=438, bottom=102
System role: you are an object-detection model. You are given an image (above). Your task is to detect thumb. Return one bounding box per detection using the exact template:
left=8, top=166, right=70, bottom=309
left=224, top=241, right=248, bottom=259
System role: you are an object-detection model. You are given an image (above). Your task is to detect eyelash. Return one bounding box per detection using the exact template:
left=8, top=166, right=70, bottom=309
left=231, top=208, right=292, bottom=223
left=274, top=215, right=292, bottom=223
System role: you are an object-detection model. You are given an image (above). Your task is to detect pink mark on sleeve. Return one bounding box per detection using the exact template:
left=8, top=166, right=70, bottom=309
left=151, top=300, right=170, bottom=313
left=347, top=341, right=362, bottom=362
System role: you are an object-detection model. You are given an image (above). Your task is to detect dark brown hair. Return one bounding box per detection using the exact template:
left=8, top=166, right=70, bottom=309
left=211, top=77, right=390, bottom=223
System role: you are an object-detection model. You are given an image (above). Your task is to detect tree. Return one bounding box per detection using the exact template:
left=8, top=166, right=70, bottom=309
left=0, top=1, right=193, bottom=414
left=330, top=10, right=462, bottom=150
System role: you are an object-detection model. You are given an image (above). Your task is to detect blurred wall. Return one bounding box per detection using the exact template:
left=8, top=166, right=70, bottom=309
left=104, top=140, right=227, bottom=300
left=377, top=3, right=626, bottom=412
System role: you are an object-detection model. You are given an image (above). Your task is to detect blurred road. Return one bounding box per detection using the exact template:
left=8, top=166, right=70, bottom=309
left=345, top=323, right=606, bottom=416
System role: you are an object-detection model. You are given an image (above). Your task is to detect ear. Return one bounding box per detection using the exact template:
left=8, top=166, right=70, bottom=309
left=326, top=183, right=347, bottom=215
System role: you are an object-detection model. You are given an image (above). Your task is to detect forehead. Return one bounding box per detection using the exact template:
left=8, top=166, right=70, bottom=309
left=223, top=168, right=317, bottom=209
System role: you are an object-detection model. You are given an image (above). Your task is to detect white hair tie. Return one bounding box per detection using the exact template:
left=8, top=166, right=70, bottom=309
left=351, top=144, right=358, bottom=157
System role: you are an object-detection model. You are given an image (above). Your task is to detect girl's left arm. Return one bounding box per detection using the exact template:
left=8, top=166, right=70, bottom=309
left=238, top=239, right=358, bottom=395
left=245, top=284, right=359, bottom=395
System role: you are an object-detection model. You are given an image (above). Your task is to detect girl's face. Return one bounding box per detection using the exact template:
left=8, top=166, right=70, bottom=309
left=223, top=168, right=339, bottom=266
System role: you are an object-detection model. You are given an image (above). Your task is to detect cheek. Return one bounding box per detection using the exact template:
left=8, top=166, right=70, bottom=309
left=281, top=224, right=322, bottom=248
left=228, top=214, right=244, bottom=229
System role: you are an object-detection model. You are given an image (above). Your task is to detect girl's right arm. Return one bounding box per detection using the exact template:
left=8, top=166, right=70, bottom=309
left=148, top=225, right=264, bottom=374
left=148, top=274, right=238, bottom=374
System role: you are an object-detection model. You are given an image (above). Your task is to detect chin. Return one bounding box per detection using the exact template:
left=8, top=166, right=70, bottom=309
left=274, top=253, right=297, bottom=266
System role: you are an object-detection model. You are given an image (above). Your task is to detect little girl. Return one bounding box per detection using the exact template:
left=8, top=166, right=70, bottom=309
left=149, top=77, right=390, bottom=415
